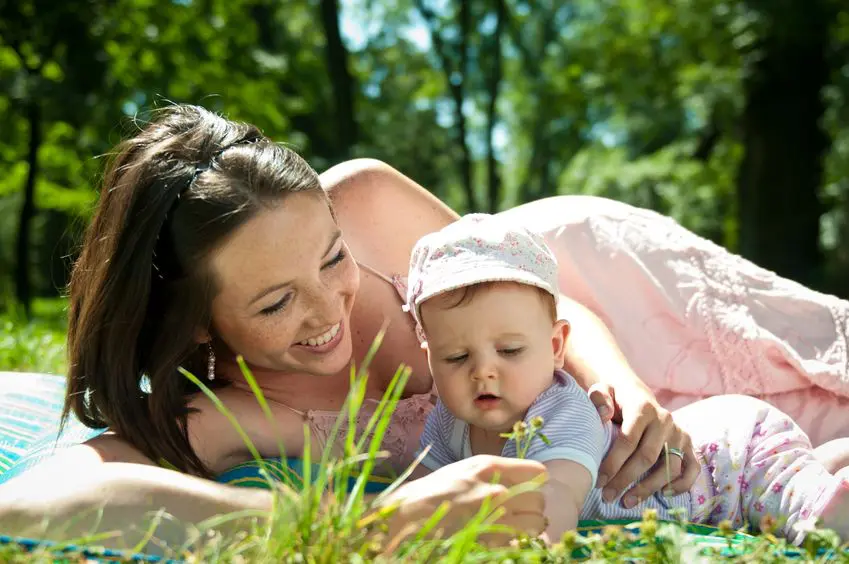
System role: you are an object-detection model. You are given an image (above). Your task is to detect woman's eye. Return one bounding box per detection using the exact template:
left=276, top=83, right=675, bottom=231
left=324, top=249, right=346, bottom=269
left=500, top=347, right=524, bottom=357
left=260, top=294, right=291, bottom=316
left=444, top=353, right=468, bottom=364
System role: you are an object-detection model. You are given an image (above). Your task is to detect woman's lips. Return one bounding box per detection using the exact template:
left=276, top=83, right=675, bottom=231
left=294, top=320, right=344, bottom=354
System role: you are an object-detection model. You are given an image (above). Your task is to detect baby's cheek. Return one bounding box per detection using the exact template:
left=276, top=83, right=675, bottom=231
left=433, top=374, right=464, bottom=406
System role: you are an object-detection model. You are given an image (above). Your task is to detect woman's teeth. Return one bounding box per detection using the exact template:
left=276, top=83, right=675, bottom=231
left=299, top=323, right=340, bottom=347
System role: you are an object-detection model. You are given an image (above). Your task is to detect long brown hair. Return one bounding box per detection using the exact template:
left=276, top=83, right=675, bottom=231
left=64, top=104, right=322, bottom=476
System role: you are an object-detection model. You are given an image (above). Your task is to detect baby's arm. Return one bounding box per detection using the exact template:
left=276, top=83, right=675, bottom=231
left=541, top=460, right=593, bottom=539
left=520, top=374, right=610, bottom=539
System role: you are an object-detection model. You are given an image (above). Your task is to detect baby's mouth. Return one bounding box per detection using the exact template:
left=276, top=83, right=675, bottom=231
left=474, top=393, right=501, bottom=409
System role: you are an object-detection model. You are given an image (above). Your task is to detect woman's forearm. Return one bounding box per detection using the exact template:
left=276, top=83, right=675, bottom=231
left=0, top=450, right=273, bottom=552
left=558, top=296, right=650, bottom=394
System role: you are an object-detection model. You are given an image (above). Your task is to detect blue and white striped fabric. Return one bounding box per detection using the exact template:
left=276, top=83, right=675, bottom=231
left=0, top=371, right=107, bottom=485
left=417, top=369, right=692, bottom=521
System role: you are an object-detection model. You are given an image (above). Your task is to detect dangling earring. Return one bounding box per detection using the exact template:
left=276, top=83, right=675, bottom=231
left=207, top=341, right=216, bottom=381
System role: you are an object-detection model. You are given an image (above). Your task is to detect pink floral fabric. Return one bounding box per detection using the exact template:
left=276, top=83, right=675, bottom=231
left=301, top=393, right=434, bottom=477
left=403, top=213, right=560, bottom=329
left=676, top=395, right=843, bottom=544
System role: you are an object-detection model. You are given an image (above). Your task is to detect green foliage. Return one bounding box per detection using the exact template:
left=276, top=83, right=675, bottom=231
left=1, top=0, right=848, bottom=314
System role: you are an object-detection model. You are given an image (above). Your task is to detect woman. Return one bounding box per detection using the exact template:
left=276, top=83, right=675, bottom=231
left=0, top=104, right=843, bottom=549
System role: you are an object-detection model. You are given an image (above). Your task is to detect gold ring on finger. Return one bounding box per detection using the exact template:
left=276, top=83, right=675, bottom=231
left=666, top=446, right=685, bottom=461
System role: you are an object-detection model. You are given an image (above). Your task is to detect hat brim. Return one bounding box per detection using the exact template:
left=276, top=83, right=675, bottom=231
left=413, top=265, right=558, bottom=325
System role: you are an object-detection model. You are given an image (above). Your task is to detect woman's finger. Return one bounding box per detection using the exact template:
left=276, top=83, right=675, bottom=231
left=480, top=487, right=547, bottom=545
left=489, top=508, right=547, bottom=544
left=620, top=444, right=685, bottom=505
left=480, top=511, right=548, bottom=547
left=475, top=455, right=548, bottom=487
left=597, top=407, right=651, bottom=492
left=668, top=440, right=700, bottom=494
left=602, top=419, right=669, bottom=501
left=587, top=382, right=615, bottom=422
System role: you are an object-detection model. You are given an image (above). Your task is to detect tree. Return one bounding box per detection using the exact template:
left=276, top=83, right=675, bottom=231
left=0, top=0, right=111, bottom=317
left=319, top=0, right=359, bottom=158
left=483, top=0, right=506, bottom=213
left=415, top=0, right=477, bottom=211
left=736, top=0, right=836, bottom=287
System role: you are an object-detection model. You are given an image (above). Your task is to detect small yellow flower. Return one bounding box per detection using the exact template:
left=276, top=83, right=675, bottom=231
left=530, top=416, right=545, bottom=429
left=561, top=529, right=578, bottom=550
left=718, top=519, right=734, bottom=536
left=642, top=508, right=658, bottom=522
left=640, top=520, right=658, bottom=539
left=601, top=524, right=623, bottom=543
left=759, top=514, right=777, bottom=535
left=513, top=420, right=528, bottom=438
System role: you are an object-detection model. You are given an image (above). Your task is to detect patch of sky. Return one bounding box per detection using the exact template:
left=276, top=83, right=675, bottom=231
left=588, top=121, right=626, bottom=148
left=435, top=98, right=454, bottom=128
left=493, top=122, right=509, bottom=152
left=122, top=91, right=149, bottom=117
left=479, top=13, right=497, bottom=34
left=341, top=0, right=431, bottom=52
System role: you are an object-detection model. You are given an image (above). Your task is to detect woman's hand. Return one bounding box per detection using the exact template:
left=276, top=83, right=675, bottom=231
left=378, top=455, right=547, bottom=546
left=588, top=382, right=700, bottom=507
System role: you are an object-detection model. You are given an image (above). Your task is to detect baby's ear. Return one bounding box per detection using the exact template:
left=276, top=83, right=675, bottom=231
left=551, top=319, right=571, bottom=367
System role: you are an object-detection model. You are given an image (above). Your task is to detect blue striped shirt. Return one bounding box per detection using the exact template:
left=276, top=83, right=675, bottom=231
left=418, top=369, right=692, bottom=521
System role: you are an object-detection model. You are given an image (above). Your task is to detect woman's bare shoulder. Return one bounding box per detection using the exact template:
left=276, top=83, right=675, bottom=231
left=79, top=432, right=159, bottom=464
left=321, top=159, right=458, bottom=268
left=186, top=387, right=307, bottom=474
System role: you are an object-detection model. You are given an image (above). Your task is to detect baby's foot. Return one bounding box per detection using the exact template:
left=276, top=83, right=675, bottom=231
left=817, top=476, right=849, bottom=544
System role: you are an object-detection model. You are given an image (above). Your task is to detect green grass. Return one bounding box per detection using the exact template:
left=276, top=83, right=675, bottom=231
left=1, top=315, right=848, bottom=562
left=0, top=298, right=67, bottom=374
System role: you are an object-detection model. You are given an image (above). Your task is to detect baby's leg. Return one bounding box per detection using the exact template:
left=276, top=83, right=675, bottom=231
left=813, top=438, right=849, bottom=474
left=674, top=395, right=846, bottom=545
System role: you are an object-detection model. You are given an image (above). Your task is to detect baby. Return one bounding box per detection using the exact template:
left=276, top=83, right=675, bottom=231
left=406, top=213, right=849, bottom=544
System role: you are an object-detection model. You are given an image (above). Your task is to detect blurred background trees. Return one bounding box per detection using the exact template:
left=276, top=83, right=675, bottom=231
left=2, top=0, right=847, bottom=318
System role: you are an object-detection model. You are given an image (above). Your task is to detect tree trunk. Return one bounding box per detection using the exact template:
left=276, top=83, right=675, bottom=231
left=15, top=100, right=41, bottom=318
left=506, top=3, right=557, bottom=203
left=484, top=0, right=506, bottom=213
left=737, top=1, right=831, bottom=287
left=319, top=0, right=358, bottom=158
left=413, top=0, right=476, bottom=211
left=455, top=0, right=475, bottom=211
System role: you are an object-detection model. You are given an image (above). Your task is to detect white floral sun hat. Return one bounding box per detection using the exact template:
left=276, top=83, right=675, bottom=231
left=403, top=213, right=560, bottom=327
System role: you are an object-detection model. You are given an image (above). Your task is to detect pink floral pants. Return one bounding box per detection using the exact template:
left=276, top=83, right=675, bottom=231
left=678, top=395, right=844, bottom=544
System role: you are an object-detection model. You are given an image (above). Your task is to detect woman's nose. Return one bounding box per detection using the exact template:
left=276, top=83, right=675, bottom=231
left=304, top=281, right=338, bottom=324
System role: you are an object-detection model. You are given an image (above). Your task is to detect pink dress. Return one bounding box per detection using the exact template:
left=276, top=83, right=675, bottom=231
left=496, top=195, right=849, bottom=446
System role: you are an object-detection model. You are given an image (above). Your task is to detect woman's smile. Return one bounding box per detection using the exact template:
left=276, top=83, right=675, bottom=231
left=294, top=320, right=344, bottom=353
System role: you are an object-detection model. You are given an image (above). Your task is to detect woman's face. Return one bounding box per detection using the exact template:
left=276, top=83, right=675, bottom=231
left=208, top=191, right=360, bottom=377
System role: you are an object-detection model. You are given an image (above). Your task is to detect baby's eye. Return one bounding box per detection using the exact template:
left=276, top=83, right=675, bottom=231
left=444, top=353, right=468, bottom=364
left=499, top=347, right=524, bottom=357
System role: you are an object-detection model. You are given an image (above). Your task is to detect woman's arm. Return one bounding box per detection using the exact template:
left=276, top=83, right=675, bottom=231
left=1, top=438, right=546, bottom=552
left=0, top=435, right=273, bottom=552
left=558, top=297, right=700, bottom=503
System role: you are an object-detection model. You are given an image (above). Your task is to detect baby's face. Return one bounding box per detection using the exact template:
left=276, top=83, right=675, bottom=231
left=420, top=282, right=568, bottom=433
